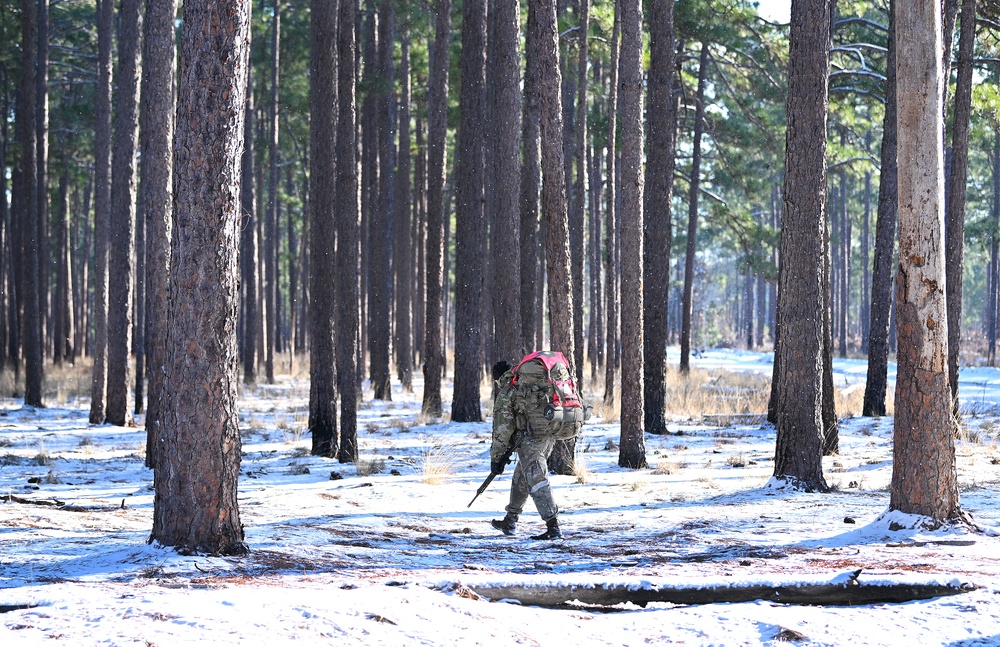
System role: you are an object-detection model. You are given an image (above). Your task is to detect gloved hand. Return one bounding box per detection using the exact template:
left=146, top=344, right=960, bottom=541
left=491, top=459, right=505, bottom=475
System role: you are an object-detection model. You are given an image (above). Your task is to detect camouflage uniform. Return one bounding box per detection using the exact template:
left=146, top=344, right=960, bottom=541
left=490, top=370, right=559, bottom=523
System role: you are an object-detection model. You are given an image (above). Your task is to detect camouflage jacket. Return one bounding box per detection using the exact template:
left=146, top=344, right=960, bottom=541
left=490, top=370, right=519, bottom=465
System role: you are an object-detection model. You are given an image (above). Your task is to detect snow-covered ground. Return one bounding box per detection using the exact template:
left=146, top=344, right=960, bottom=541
left=2, top=349, right=1000, bottom=646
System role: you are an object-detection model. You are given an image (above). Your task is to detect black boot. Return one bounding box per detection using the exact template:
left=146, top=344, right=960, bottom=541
left=491, top=514, right=517, bottom=536
left=531, top=517, right=562, bottom=540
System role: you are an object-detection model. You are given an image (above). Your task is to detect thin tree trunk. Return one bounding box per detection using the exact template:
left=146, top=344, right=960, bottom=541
left=241, top=66, right=258, bottom=385
left=336, top=0, right=359, bottom=462
left=989, top=133, right=1000, bottom=367
left=421, top=0, right=451, bottom=419
left=264, top=0, right=280, bottom=384
left=451, top=0, right=486, bottom=423
left=369, top=0, right=395, bottom=401
left=21, top=0, right=41, bottom=407
left=141, top=0, right=177, bottom=466
left=945, top=0, right=976, bottom=412
left=603, top=9, right=620, bottom=407
left=491, top=0, right=523, bottom=365
left=36, top=0, right=49, bottom=369
left=861, top=133, right=872, bottom=353
left=863, top=2, right=898, bottom=418
left=680, top=43, right=710, bottom=375
left=394, top=29, right=413, bottom=392
left=520, top=0, right=541, bottom=355
left=53, top=166, right=70, bottom=366
left=106, top=0, right=142, bottom=427
left=309, top=0, right=338, bottom=458
left=570, top=0, right=588, bottom=388
left=643, top=0, right=677, bottom=435
left=617, top=0, right=645, bottom=469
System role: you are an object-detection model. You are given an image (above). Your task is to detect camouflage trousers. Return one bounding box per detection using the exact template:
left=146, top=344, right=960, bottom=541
left=504, top=432, right=558, bottom=522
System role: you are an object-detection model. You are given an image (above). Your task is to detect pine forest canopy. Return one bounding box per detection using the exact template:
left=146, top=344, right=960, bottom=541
left=0, top=0, right=994, bottom=546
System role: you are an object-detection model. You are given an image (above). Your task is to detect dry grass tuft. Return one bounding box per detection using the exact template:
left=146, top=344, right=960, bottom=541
left=356, top=456, right=387, bottom=477
left=420, top=440, right=461, bottom=485
left=661, top=368, right=770, bottom=418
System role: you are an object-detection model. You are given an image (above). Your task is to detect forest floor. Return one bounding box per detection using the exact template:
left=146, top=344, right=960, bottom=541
left=1, top=348, right=1000, bottom=646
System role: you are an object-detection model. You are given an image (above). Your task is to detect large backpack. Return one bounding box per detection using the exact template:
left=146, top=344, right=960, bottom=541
left=510, top=351, right=589, bottom=440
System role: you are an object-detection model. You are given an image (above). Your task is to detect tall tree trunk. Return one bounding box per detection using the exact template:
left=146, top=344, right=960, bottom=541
left=336, top=0, right=359, bottom=462
left=588, top=74, right=604, bottom=379
left=643, top=0, right=677, bottom=436
left=150, top=0, right=251, bottom=556
left=680, top=43, right=710, bottom=375
left=520, top=0, right=541, bottom=355
left=860, top=132, right=872, bottom=353
left=0, top=62, right=9, bottom=371
left=370, top=0, right=395, bottom=401
left=771, top=0, right=832, bottom=493
left=359, top=9, right=377, bottom=386
left=106, top=0, right=142, bottom=427
left=309, top=0, right=338, bottom=459
left=394, top=29, right=413, bottom=392
left=535, top=0, right=576, bottom=473
left=945, top=0, right=976, bottom=412
left=36, top=0, right=50, bottom=368
left=536, top=0, right=574, bottom=367
left=285, top=167, right=299, bottom=371
left=890, top=0, right=961, bottom=524
left=451, top=0, right=486, bottom=423
left=863, top=2, right=898, bottom=418
left=413, top=119, right=426, bottom=370
left=617, top=0, right=645, bottom=469
left=74, top=178, right=91, bottom=361
left=241, top=66, right=258, bottom=385
left=264, top=0, right=280, bottom=384
left=421, top=0, right=451, bottom=419
left=53, top=166, right=70, bottom=366
left=603, top=8, right=620, bottom=407
left=141, top=0, right=177, bottom=466
left=570, top=0, right=588, bottom=388
left=491, top=0, right=523, bottom=365
left=989, top=132, right=1000, bottom=367
left=838, top=135, right=849, bottom=358
left=21, top=0, right=41, bottom=406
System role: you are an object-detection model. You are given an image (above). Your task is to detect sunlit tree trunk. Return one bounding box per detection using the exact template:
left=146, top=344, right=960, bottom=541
left=771, top=0, right=832, bottom=492
left=151, top=0, right=251, bottom=556
left=889, top=0, right=961, bottom=524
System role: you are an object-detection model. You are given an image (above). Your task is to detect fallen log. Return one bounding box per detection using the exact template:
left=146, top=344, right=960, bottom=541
left=2, top=493, right=65, bottom=507
left=460, top=570, right=976, bottom=608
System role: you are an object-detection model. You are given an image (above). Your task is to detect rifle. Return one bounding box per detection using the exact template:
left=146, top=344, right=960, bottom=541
left=468, top=428, right=523, bottom=508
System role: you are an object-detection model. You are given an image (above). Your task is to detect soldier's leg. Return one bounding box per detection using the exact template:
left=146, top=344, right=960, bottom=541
left=504, top=458, right=530, bottom=517
left=517, top=435, right=558, bottom=522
